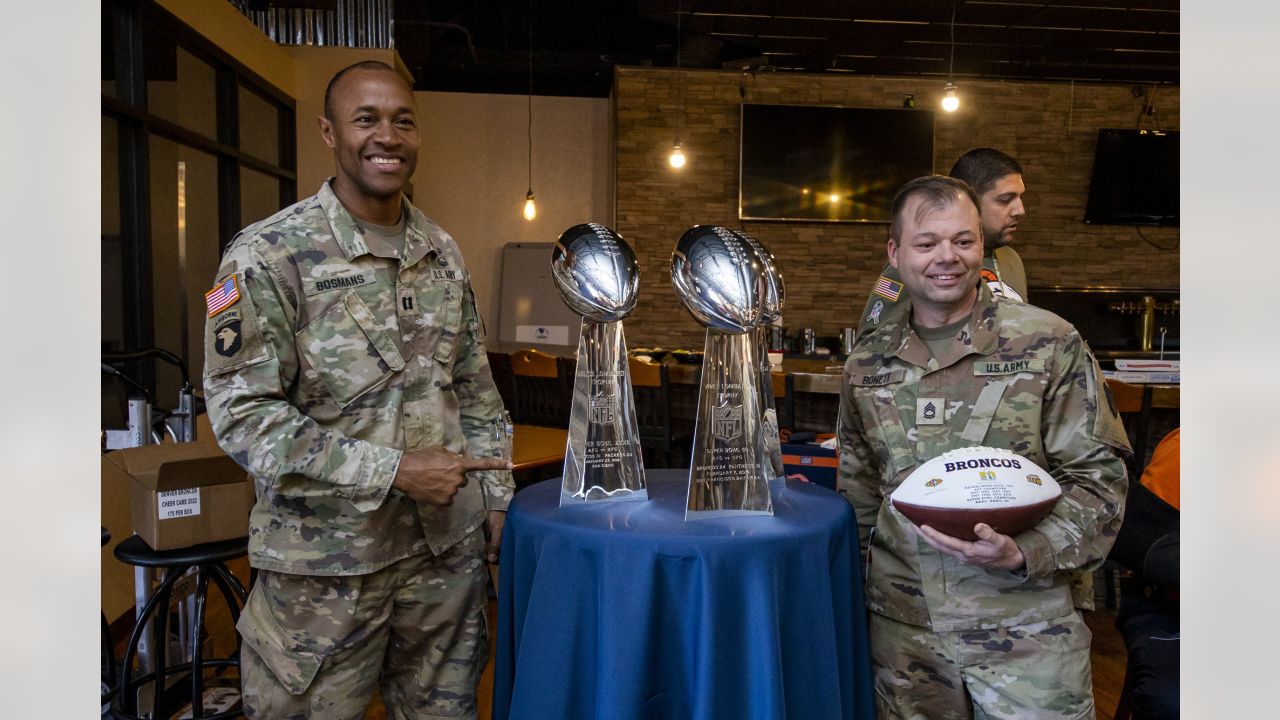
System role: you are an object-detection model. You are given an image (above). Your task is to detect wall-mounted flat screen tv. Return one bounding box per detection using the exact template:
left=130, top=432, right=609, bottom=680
left=1084, top=129, right=1179, bottom=226
left=739, top=103, right=934, bottom=223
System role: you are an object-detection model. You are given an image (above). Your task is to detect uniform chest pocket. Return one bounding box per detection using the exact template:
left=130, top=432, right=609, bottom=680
left=298, top=291, right=406, bottom=408
left=416, top=278, right=466, bottom=366
left=849, top=370, right=918, bottom=480
left=970, top=358, right=1048, bottom=448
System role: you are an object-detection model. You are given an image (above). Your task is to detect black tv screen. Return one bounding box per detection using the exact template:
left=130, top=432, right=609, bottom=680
left=739, top=104, right=934, bottom=223
left=1084, top=129, right=1179, bottom=226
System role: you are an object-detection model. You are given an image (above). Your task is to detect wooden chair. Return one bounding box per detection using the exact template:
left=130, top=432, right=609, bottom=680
left=628, top=356, right=693, bottom=468
left=509, top=349, right=571, bottom=428
left=487, top=351, right=515, bottom=410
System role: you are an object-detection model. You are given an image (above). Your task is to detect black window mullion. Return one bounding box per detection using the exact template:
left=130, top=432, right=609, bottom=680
left=279, top=101, right=298, bottom=203
left=217, top=67, right=241, bottom=252
left=113, top=0, right=156, bottom=394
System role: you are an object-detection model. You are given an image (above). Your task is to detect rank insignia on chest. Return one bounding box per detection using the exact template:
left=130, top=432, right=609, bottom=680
left=916, top=397, right=945, bottom=425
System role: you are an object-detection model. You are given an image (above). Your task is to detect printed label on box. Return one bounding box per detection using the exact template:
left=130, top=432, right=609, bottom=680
left=158, top=487, right=202, bottom=520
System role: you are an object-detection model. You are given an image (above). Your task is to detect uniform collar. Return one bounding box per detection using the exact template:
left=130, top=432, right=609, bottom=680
left=883, top=283, right=1001, bottom=369
left=318, top=179, right=442, bottom=265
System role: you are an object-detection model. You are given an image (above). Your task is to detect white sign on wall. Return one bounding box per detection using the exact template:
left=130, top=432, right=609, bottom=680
left=515, top=324, right=570, bottom=345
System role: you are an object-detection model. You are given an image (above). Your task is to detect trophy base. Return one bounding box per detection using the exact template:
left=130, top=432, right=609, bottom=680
left=560, top=486, right=649, bottom=505
left=560, top=319, right=648, bottom=506
left=684, top=329, right=774, bottom=520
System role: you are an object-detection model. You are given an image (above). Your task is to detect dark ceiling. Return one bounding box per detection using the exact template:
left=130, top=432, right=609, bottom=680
left=394, top=0, right=1180, bottom=97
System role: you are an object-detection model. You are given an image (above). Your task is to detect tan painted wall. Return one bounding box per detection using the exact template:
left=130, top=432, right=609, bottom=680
left=614, top=67, right=1180, bottom=348
left=154, top=0, right=295, bottom=97
left=410, top=91, right=614, bottom=335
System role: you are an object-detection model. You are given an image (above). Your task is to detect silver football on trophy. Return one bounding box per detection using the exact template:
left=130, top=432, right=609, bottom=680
left=733, top=230, right=785, bottom=324
left=671, top=225, right=766, bottom=333
left=551, top=223, right=640, bottom=322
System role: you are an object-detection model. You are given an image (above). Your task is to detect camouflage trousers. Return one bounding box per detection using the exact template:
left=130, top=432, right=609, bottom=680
left=237, top=529, right=489, bottom=720
left=869, top=611, right=1095, bottom=720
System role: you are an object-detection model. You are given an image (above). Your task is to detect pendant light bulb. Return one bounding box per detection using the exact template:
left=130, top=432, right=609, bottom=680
left=941, top=82, right=960, bottom=113
left=669, top=141, right=686, bottom=169
left=523, top=190, right=537, bottom=221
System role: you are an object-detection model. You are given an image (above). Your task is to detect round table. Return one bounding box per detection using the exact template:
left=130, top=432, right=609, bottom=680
left=492, top=470, right=874, bottom=720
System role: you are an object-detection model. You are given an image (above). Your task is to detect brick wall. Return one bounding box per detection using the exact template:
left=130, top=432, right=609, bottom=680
left=613, top=67, right=1180, bottom=348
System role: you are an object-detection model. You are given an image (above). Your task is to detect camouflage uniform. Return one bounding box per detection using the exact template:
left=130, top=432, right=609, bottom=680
left=203, top=180, right=513, bottom=719
left=855, top=246, right=1027, bottom=342
left=854, top=248, right=1100, bottom=611
left=837, top=285, right=1129, bottom=719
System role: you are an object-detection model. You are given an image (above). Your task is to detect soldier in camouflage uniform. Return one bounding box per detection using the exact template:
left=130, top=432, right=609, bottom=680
left=837, top=176, right=1129, bottom=719
left=856, top=149, right=1100, bottom=613
left=202, top=61, right=513, bottom=719
left=857, top=148, right=1029, bottom=342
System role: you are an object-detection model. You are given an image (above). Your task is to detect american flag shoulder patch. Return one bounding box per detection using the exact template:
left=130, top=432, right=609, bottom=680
left=872, top=275, right=903, bottom=302
left=205, top=275, right=241, bottom=317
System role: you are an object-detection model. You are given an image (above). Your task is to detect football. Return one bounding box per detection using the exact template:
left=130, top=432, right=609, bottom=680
left=732, top=230, right=785, bottom=324
left=550, top=223, right=640, bottom=322
left=670, top=225, right=765, bottom=333
left=889, top=446, right=1061, bottom=541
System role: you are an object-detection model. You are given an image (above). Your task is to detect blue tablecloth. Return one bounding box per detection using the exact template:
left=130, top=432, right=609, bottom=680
left=493, top=471, right=874, bottom=720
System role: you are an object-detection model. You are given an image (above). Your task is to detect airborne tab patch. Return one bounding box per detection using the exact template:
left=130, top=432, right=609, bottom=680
left=212, top=311, right=243, bottom=357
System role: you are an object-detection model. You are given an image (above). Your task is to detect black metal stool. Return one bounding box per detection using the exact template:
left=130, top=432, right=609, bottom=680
left=102, top=527, right=116, bottom=716
left=112, top=535, right=249, bottom=720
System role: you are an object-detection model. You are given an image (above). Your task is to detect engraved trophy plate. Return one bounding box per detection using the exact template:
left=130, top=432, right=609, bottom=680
left=550, top=223, right=647, bottom=504
left=734, top=230, right=786, bottom=478
left=671, top=225, right=773, bottom=518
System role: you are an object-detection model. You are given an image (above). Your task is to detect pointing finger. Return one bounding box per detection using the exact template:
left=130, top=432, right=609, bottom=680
left=462, top=457, right=514, bottom=473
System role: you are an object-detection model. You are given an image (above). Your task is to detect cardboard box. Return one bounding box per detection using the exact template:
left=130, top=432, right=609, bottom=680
left=103, top=441, right=253, bottom=551
left=782, top=441, right=838, bottom=490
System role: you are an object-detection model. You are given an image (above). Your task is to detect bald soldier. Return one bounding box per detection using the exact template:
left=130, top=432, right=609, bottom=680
left=857, top=148, right=1028, bottom=340
left=837, top=176, right=1129, bottom=719
left=203, top=61, right=513, bottom=719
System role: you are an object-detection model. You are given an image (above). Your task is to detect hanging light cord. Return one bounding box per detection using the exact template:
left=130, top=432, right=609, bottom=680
left=676, top=4, right=684, bottom=141
left=527, top=0, right=534, bottom=194
left=948, top=0, right=956, bottom=81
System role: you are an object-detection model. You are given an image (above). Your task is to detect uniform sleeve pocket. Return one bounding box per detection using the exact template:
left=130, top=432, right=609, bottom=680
left=236, top=584, right=323, bottom=696
left=429, top=280, right=465, bottom=365
left=298, top=291, right=406, bottom=408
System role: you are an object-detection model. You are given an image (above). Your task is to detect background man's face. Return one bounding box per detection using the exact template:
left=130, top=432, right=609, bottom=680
left=320, top=69, right=419, bottom=202
left=978, top=173, right=1026, bottom=248
left=888, top=193, right=984, bottom=325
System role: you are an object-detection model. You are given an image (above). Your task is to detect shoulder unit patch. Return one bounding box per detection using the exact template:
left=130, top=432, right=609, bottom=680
left=205, top=276, right=240, bottom=317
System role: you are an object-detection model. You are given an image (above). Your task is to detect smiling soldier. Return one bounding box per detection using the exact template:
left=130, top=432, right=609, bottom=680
left=856, top=148, right=1029, bottom=341
left=203, top=61, right=513, bottom=719
left=837, top=175, right=1130, bottom=719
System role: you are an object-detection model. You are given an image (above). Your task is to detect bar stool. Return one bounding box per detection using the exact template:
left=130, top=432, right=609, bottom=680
left=112, top=535, right=249, bottom=720
left=102, top=527, right=116, bottom=715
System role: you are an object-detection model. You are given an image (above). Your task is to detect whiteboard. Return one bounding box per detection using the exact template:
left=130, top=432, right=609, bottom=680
left=496, top=242, right=580, bottom=352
